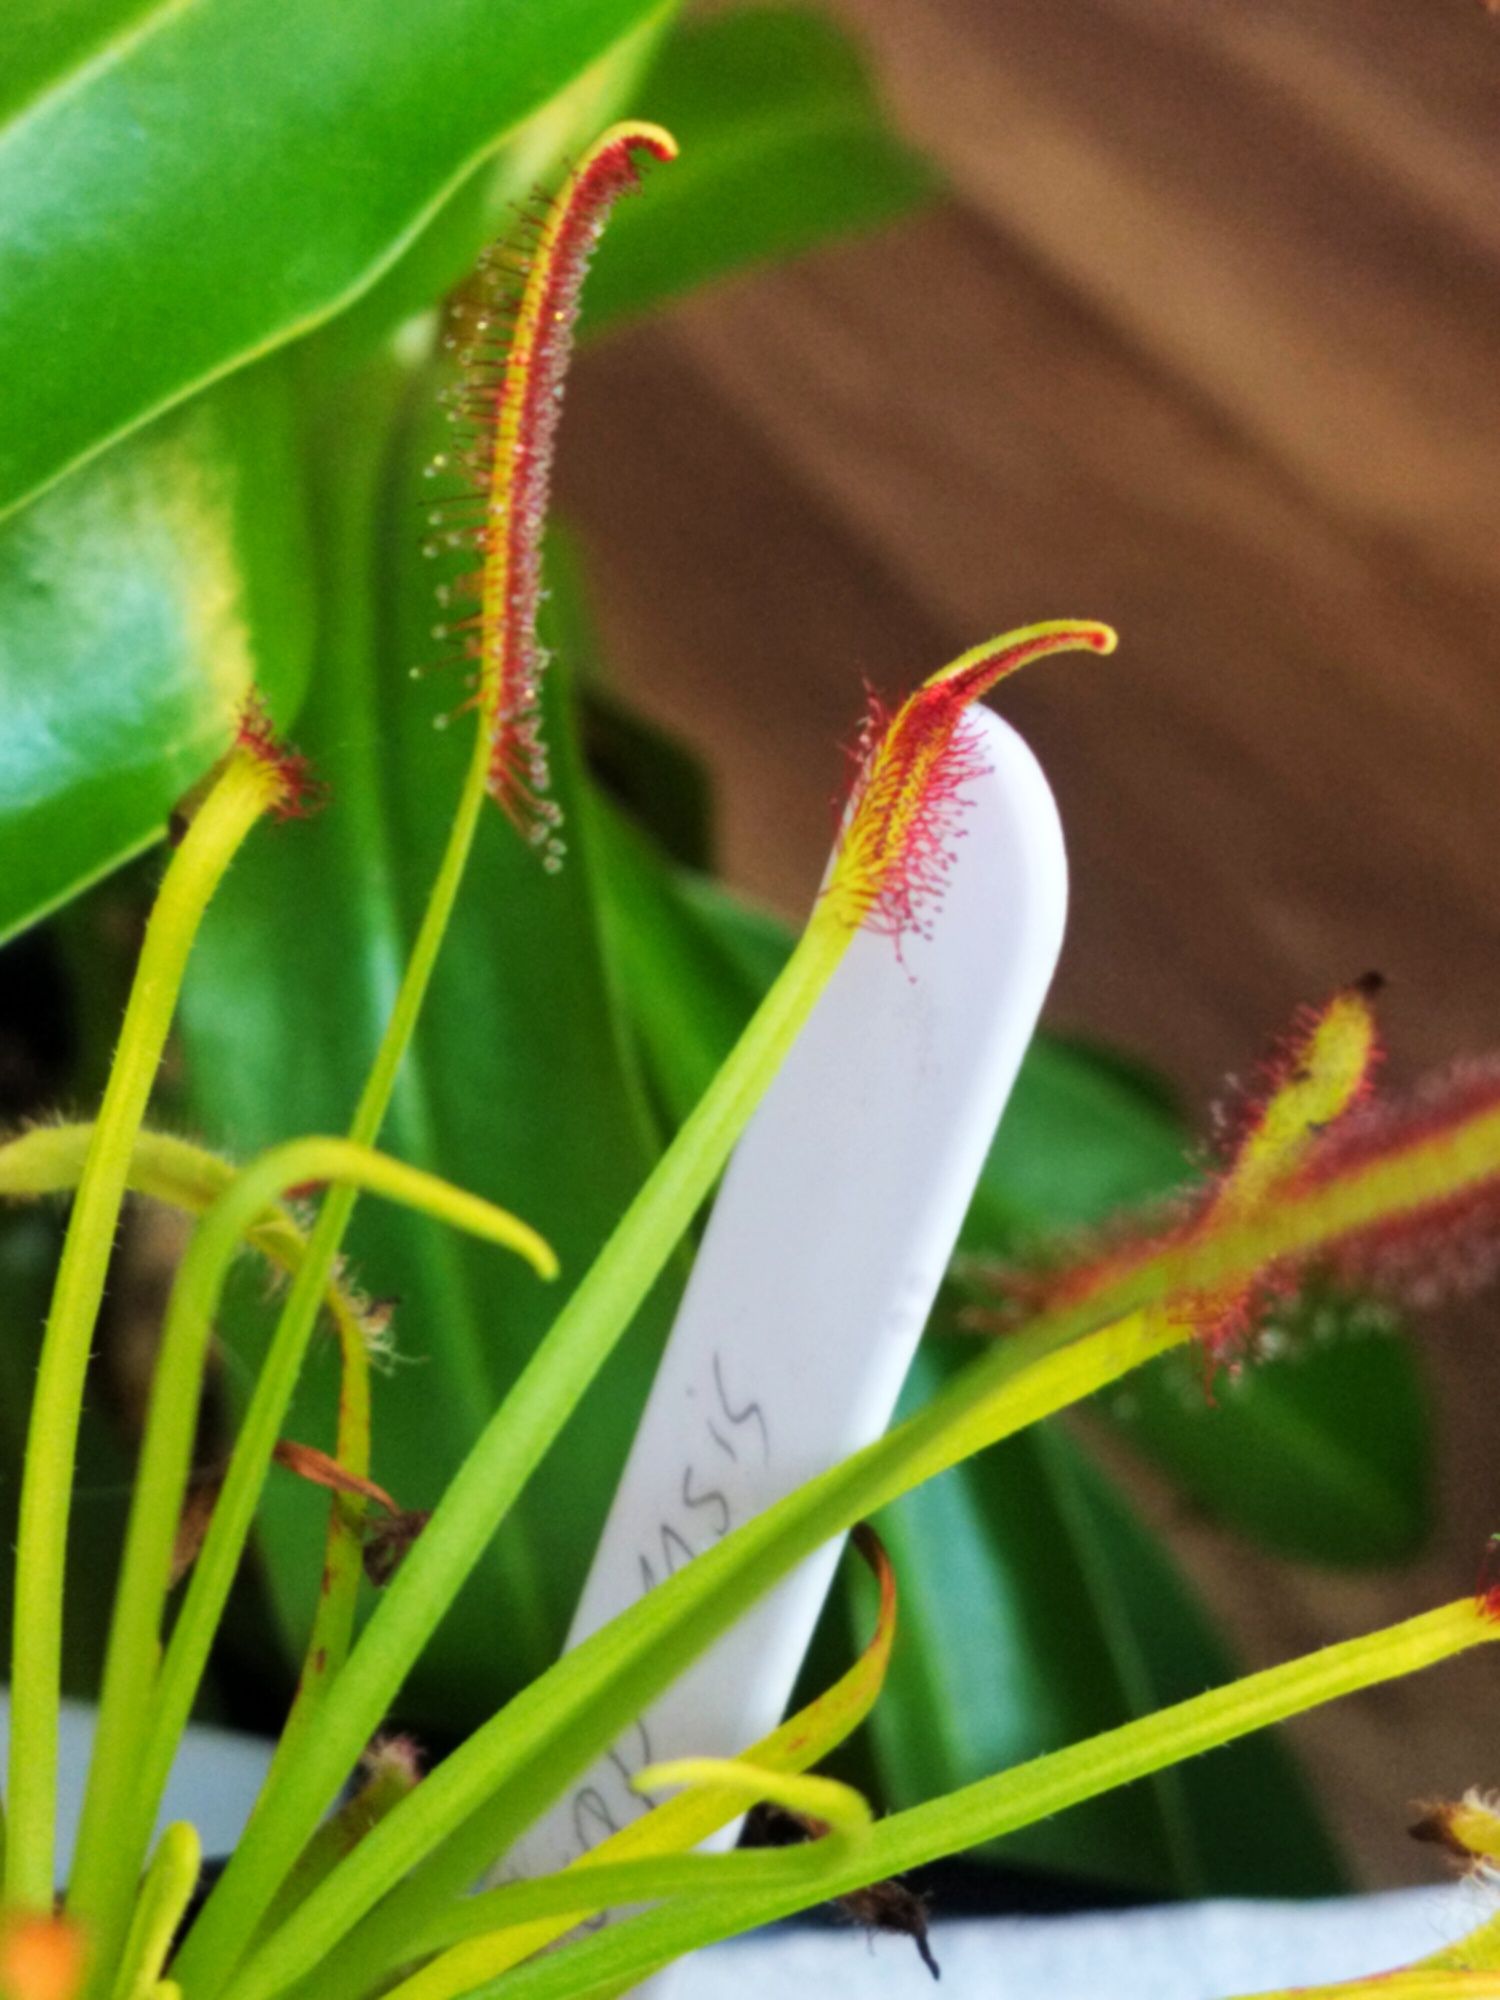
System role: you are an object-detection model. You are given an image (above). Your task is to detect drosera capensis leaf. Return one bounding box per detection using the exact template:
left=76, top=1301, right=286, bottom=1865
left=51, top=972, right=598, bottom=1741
left=984, top=978, right=1428, bottom=1368
left=430, top=122, right=678, bottom=850
left=157, top=124, right=688, bottom=1988
left=821, top=622, right=1116, bottom=941
left=171, top=619, right=1115, bottom=2000
left=1004, top=981, right=1383, bottom=1365
left=1170, top=978, right=1384, bottom=1361
left=959, top=987, right=1427, bottom=1572
left=70, top=119, right=662, bottom=1987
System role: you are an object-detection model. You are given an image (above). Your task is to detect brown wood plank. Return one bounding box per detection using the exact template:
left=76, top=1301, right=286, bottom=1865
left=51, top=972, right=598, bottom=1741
left=832, top=0, right=1500, bottom=589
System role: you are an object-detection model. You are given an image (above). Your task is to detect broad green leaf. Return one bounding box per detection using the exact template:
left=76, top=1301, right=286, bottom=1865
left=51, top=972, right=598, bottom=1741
left=1098, top=1298, right=1433, bottom=1568
left=586, top=807, right=1343, bottom=1890
left=583, top=686, right=715, bottom=872
left=0, top=360, right=314, bottom=945
left=582, top=5, right=937, bottom=335
left=0, top=0, right=677, bottom=519
left=306, top=19, right=669, bottom=374
left=864, top=1370, right=1345, bottom=1895
left=175, top=368, right=675, bottom=1730
left=965, top=1032, right=1193, bottom=1248
left=1, top=0, right=160, bottom=124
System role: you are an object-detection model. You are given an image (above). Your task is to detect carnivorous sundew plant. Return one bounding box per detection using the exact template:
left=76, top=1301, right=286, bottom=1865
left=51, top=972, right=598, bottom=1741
left=4, top=117, right=1500, bottom=2000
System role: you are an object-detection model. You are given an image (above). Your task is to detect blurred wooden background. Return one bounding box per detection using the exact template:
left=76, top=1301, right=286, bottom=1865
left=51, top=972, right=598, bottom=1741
left=561, top=0, right=1500, bottom=1885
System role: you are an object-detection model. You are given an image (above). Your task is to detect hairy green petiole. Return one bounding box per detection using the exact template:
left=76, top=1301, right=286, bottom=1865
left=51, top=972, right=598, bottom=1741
left=6, top=748, right=285, bottom=1912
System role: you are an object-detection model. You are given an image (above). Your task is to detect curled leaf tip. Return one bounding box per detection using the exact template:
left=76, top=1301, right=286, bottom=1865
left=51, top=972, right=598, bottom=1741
left=234, top=693, right=324, bottom=821
left=822, top=619, right=1114, bottom=944
left=836, top=1877, right=940, bottom=1982
left=1174, top=978, right=1387, bottom=1360
left=427, top=122, right=677, bottom=863
left=632, top=1757, right=873, bottom=1836
left=1216, top=979, right=1384, bottom=1196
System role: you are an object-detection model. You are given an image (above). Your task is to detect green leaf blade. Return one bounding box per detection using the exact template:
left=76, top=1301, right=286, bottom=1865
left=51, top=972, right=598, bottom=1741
left=0, top=361, right=314, bottom=944
left=0, top=0, right=675, bottom=518
left=1103, top=1316, right=1433, bottom=1568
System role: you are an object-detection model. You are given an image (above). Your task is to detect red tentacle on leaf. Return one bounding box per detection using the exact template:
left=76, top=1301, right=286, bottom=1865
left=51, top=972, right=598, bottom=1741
left=428, top=123, right=676, bottom=859
left=234, top=693, right=324, bottom=821
left=972, top=980, right=1500, bottom=1376
left=823, top=621, right=1116, bottom=946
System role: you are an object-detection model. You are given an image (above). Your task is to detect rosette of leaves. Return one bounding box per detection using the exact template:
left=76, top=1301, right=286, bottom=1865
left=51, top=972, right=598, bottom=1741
left=0, top=0, right=1435, bottom=1914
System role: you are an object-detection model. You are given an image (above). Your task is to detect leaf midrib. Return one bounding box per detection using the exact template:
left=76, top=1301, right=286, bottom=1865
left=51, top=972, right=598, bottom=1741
left=0, top=0, right=201, bottom=149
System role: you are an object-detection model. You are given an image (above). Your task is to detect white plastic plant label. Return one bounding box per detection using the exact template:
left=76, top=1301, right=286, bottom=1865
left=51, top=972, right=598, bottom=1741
left=506, top=704, right=1067, bottom=1899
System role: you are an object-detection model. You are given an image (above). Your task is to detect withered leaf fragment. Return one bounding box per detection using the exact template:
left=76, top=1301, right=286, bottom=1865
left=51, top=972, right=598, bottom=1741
left=272, top=1438, right=430, bottom=1586
left=749, top=1801, right=940, bottom=1980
